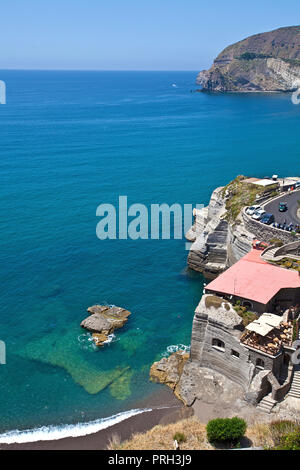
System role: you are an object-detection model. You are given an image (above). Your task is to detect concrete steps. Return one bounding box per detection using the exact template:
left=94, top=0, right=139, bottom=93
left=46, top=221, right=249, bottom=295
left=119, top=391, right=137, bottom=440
left=264, top=247, right=277, bottom=259
left=262, top=246, right=300, bottom=264
left=288, top=371, right=300, bottom=398
left=257, top=394, right=277, bottom=414
left=261, top=247, right=283, bottom=262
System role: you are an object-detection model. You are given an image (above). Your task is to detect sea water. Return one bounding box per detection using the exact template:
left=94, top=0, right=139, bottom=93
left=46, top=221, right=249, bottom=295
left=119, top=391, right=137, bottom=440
left=0, top=70, right=300, bottom=440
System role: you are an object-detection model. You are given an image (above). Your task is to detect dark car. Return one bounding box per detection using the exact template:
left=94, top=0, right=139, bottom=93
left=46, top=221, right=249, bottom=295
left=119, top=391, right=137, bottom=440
left=279, top=202, right=288, bottom=212
left=261, top=213, right=275, bottom=225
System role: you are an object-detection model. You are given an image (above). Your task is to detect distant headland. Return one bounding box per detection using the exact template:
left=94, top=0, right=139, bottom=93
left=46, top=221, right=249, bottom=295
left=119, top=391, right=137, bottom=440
left=197, top=26, right=300, bottom=92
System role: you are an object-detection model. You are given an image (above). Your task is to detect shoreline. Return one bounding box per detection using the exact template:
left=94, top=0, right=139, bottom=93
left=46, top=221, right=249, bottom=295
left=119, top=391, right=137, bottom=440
left=1, top=388, right=192, bottom=450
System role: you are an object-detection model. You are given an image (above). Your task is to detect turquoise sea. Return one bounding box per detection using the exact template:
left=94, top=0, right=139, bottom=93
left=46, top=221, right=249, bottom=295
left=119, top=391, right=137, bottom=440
left=1, top=70, right=300, bottom=441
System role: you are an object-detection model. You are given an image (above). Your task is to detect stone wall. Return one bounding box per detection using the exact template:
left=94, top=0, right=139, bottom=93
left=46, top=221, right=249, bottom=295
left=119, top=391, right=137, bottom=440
left=242, top=211, right=298, bottom=244
left=191, top=311, right=255, bottom=390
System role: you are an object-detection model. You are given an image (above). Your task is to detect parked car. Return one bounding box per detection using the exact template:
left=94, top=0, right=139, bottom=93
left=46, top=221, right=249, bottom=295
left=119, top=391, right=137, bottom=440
left=246, top=205, right=261, bottom=216
left=279, top=202, right=288, bottom=212
left=295, top=181, right=300, bottom=188
left=261, top=213, right=275, bottom=225
left=252, top=209, right=266, bottom=220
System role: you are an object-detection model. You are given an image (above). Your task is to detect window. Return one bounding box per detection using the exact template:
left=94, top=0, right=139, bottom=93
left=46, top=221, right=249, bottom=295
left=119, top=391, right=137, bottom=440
left=212, top=338, right=225, bottom=351
left=256, top=358, right=265, bottom=370
left=231, top=350, right=240, bottom=358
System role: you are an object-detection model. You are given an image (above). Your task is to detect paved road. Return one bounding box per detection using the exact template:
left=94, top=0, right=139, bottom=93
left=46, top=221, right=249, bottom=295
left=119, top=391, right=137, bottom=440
left=263, top=189, right=300, bottom=226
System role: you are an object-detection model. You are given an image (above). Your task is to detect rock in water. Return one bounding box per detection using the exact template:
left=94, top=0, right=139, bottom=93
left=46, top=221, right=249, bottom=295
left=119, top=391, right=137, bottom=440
left=197, top=26, right=300, bottom=92
left=81, top=305, right=131, bottom=347
left=150, top=351, right=190, bottom=402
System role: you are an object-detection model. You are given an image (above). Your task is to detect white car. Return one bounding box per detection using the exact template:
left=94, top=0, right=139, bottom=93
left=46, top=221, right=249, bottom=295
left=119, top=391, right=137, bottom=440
left=246, top=205, right=261, bottom=216
left=252, top=209, right=266, bottom=220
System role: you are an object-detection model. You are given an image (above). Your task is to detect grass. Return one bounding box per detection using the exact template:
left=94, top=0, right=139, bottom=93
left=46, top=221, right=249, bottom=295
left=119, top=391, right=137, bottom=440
left=113, top=417, right=300, bottom=450
left=115, top=418, right=212, bottom=450
left=221, top=176, right=271, bottom=222
left=205, top=295, right=230, bottom=310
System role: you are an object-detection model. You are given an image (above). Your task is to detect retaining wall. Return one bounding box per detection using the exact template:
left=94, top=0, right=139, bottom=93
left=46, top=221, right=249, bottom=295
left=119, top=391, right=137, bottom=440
left=242, top=211, right=299, bottom=244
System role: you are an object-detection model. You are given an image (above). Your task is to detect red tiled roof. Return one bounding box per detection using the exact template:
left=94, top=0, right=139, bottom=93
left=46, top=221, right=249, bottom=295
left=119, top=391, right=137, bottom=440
left=205, top=249, right=300, bottom=305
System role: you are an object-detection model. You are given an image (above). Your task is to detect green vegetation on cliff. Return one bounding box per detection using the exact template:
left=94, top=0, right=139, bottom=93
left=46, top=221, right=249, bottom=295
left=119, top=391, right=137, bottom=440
left=221, top=175, right=267, bottom=222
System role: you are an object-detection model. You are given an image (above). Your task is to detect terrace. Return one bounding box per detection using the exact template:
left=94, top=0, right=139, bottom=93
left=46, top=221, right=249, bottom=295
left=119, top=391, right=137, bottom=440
left=240, top=313, right=294, bottom=357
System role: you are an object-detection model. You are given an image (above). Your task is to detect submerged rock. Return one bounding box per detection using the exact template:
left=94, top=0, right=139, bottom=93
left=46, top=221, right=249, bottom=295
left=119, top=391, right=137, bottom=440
left=18, top=325, right=130, bottom=394
left=81, top=305, right=131, bottom=347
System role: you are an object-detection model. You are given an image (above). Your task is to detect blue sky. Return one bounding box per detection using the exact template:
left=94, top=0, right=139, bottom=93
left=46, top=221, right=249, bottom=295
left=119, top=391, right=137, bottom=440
left=2, top=0, right=300, bottom=70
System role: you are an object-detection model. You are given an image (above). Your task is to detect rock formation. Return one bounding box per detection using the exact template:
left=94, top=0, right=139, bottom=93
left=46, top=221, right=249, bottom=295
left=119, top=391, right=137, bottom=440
left=197, top=26, right=300, bottom=92
left=81, top=305, right=131, bottom=347
left=150, top=351, right=246, bottom=408
left=150, top=351, right=189, bottom=402
left=150, top=295, right=288, bottom=408
left=186, top=179, right=254, bottom=276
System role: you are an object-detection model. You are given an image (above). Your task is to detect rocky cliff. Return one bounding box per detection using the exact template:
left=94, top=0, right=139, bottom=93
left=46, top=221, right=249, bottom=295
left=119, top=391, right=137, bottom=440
left=197, top=26, right=300, bottom=92
left=186, top=177, right=255, bottom=277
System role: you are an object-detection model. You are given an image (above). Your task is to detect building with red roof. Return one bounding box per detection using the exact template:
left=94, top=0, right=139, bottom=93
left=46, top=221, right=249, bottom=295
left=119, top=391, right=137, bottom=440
left=205, top=249, right=300, bottom=314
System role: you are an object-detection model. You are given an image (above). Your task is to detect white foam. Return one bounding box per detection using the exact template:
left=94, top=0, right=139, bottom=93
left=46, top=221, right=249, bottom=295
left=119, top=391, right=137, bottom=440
left=162, top=344, right=190, bottom=357
left=0, top=408, right=153, bottom=444
left=103, top=333, right=118, bottom=345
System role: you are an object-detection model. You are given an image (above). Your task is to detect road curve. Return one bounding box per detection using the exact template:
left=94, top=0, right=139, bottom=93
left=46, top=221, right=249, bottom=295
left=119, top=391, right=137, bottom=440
left=263, top=189, right=300, bottom=226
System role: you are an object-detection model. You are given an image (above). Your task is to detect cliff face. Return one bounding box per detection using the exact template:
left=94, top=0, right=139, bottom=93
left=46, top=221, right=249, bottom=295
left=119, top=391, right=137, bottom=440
left=198, top=26, right=300, bottom=92
left=186, top=184, right=253, bottom=277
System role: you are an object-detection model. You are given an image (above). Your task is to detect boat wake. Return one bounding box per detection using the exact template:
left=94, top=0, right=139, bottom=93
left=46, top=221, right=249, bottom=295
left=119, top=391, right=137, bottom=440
left=0, top=408, right=153, bottom=444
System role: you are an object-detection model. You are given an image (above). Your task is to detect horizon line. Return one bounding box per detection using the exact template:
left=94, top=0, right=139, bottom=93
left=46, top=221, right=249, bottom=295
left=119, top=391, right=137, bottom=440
left=0, top=68, right=200, bottom=73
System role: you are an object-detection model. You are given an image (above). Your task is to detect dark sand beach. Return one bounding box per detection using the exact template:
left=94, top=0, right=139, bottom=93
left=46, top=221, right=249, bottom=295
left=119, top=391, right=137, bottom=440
left=2, top=388, right=193, bottom=450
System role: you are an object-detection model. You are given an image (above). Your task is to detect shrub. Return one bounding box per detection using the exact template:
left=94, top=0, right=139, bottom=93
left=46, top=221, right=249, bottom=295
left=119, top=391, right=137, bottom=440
left=275, top=430, right=300, bottom=450
left=234, top=306, right=257, bottom=327
left=269, top=238, right=283, bottom=247
left=269, top=420, right=299, bottom=446
left=173, top=432, right=187, bottom=443
left=282, top=431, right=300, bottom=450
left=238, top=52, right=271, bottom=60
left=206, top=417, right=247, bottom=444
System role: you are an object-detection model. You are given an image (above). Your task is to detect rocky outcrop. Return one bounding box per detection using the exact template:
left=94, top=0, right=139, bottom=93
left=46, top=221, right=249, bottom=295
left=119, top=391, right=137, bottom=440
left=150, top=353, right=246, bottom=407
left=197, top=26, right=300, bottom=92
left=150, top=351, right=189, bottom=402
left=81, top=305, right=131, bottom=347
left=187, top=187, right=229, bottom=276
left=187, top=184, right=253, bottom=276
left=150, top=295, right=283, bottom=408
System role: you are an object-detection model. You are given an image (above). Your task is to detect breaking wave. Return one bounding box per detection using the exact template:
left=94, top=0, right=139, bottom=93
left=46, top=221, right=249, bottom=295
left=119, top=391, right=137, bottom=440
left=161, top=344, right=190, bottom=357
left=0, top=408, right=153, bottom=444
